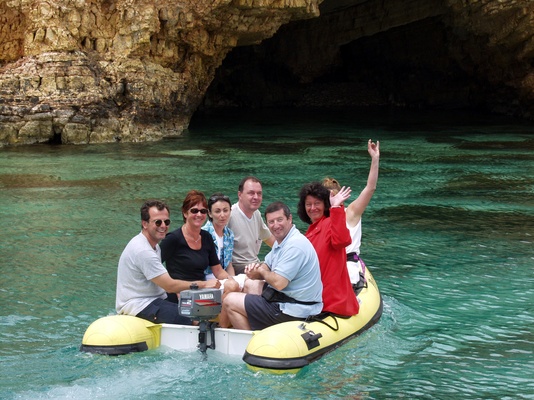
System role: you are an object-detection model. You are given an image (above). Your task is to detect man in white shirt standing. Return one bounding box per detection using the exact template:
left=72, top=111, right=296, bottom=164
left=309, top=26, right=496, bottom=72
left=227, top=176, right=274, bottom=275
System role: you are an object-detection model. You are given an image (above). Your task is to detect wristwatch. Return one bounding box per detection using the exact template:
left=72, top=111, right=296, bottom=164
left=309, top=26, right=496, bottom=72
left=190, top=282, right=199, bottom=290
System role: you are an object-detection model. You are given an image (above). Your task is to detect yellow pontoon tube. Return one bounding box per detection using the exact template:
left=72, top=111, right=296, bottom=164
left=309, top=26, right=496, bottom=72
left=243, top=267, right=382, bottom=372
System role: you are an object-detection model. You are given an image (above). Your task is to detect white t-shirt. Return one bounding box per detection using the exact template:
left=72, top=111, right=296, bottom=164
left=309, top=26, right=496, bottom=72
left=346, top=217, right=363, bottom=284
left=345, top=218, right=362, bottom=255
left=227, top=203, right=271, bottom=272
left=115, top=232, right=167, bottom=316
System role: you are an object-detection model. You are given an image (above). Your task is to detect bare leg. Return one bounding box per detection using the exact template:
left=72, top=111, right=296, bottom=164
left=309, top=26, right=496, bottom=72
left=218, top=279, right=240, bottom=328
left=222, top=292, right=250, bottom=330
left=243, top=279, right=264, bottom=295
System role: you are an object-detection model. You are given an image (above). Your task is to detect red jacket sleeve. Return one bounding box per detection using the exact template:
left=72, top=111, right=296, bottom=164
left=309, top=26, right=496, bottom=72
left=328, top=207, right=351, bottom=249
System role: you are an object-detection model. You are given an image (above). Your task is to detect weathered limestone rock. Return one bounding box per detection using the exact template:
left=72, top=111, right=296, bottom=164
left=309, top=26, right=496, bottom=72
left=1, top=0, right=533, bottom=146
left=0, top=0, right=321, bottom=145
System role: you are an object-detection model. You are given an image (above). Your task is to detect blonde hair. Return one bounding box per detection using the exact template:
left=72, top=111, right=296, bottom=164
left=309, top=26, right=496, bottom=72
left=322, top=177, right=341, bottom=195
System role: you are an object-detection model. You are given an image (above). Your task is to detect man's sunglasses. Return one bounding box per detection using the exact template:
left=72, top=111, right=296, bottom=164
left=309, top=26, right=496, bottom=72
left=190, top=208, right=208, bottom=214
left=152, top=219, right=171, bottom=227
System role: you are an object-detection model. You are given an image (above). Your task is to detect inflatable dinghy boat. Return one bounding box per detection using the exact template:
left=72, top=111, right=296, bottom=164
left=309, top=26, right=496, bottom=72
left=81, top=266, right=382, bottom=373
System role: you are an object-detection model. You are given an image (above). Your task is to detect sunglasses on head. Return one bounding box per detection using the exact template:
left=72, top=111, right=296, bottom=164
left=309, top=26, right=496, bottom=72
left=209, top=195, right=230, bottom=203
left=190, top=208, right=208, bottom=214
left=152, top=219, right=171, bottom=227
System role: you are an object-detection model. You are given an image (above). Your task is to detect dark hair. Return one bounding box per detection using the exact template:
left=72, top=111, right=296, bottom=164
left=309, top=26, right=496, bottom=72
left=141, top=200, right=170, bottom=222
left=207, top=193, right=232, bottom=221
left=297, top=182, right=331, bottom=224
left=264, top=201, right=291, bottom=220
left=238, top=176, right=262, bottom=192
left=181, top=190, right=207, bottom=222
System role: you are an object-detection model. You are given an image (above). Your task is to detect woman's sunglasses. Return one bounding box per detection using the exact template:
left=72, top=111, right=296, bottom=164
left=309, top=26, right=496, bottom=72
left=190, top=208, right=208, bottom=214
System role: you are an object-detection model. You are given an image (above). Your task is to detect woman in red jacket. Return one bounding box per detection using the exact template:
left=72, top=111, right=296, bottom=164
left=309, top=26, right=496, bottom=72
left=297, top=182, right=359, bottom=316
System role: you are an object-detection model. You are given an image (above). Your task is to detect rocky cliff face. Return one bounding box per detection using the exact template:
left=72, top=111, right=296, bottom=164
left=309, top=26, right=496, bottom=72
left=202, top=0, right=534, bottom=118
left=0, top=0, right=320, bottom=145
left=1, top=0, right=533, bottom=145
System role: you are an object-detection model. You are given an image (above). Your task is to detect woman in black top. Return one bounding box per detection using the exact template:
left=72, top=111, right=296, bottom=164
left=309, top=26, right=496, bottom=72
left=160, top=190, right=226, bottom=302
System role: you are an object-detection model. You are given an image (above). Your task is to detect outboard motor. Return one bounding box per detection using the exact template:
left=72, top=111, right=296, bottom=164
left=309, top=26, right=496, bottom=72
left=179, top=285, right=222, bottom=356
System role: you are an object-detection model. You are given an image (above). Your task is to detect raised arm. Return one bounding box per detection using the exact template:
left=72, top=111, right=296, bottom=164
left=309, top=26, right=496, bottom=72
left=346, top=139, right=380, bottom=227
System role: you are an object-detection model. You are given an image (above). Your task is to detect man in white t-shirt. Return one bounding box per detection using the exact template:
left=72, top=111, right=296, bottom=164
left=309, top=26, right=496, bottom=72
left=115, top=200, right=220, bottom=324
left=227, top=176, right=274, bottom=275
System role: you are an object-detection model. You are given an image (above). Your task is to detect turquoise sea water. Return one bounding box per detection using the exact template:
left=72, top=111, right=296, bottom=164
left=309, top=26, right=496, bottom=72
left=0, top=109, right=533, bottom=399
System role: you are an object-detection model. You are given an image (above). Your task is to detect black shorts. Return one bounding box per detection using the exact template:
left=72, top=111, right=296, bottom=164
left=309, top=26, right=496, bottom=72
left=244, top=294, right=304, bottom=330
left=136, top=298, right=193, bottom=325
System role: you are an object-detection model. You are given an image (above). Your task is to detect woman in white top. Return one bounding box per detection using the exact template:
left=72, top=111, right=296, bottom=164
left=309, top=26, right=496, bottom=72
left=322, top=139, right=380, bottom=289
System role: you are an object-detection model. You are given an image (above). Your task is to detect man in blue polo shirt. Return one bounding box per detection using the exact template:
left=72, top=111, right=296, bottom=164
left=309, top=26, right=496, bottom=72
left=222, top=201, right=323, bottom=330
